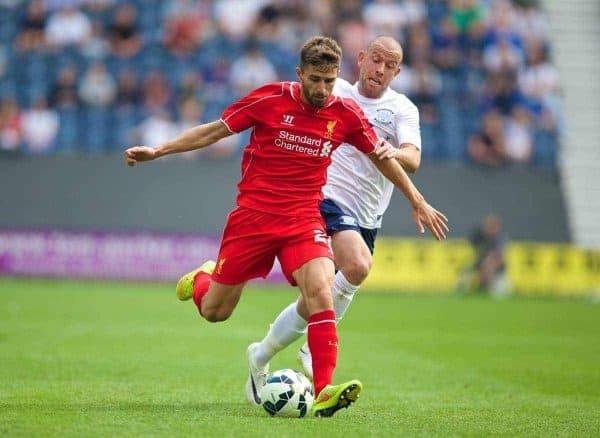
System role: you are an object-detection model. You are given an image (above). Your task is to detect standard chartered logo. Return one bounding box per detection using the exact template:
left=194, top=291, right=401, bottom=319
left=319, top=141, right=332, bottom=157
left=275, top=130, right=333, bottom=157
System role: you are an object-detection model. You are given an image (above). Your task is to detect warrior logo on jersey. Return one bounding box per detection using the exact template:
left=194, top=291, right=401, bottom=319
left=282, top=114, right=295, bottom=126
left=374, top=108, right=394, bottom=125
left=325, top=120, right=337, bottom=139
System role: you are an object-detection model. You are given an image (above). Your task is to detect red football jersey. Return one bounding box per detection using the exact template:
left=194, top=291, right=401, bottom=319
left=221, top=82, right=378, bottom=218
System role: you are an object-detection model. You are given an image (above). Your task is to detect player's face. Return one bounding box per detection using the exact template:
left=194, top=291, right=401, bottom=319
left=357, top=44, right=401, bottom=98
left=296, top=65, right=338, bottom=108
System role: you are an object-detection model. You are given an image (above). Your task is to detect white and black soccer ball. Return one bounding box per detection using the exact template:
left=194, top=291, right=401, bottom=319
left=259, top=369, right=314, bottom=418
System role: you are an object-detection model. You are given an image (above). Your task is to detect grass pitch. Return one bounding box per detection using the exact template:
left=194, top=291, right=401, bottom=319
left=1, top=277, right=599, bottom=437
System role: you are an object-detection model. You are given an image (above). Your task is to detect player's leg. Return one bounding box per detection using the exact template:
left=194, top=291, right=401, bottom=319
left=317, top=198, right=376, bottom=323
left=276, top=220, right=353, bottom=395
left=251, top=230, right=370, bottom=383
left=245, top=300, right=307, bottom=405
left=298, top=201, right=376, bottom=378
left=292, top=256, right=336, bottom=396
left=250, top=207, right=375, bottom=380
left=329, top=229, right=373, bottom=320
left=293, top=257, right=363, bottom=417
left=200, top=281, right=247, bottom=322
left=177, top=207, right=276, bottom=322
left=176, top=261, right=247, bottom=322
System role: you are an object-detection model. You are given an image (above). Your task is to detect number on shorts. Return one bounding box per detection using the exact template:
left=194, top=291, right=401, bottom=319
left=313, top=230, right=328, bottom=244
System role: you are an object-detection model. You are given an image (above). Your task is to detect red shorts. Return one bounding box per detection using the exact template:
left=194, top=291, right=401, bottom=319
left=211, top=206, right=333, bottom=286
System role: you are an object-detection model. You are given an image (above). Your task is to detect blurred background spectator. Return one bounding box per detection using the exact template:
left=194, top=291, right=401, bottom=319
left=0, top=97, right=22, bottom=152
left=44, top=4, right=92, bottom=47
left=457, top=213, right=509, bottom=295
left=0, top=0, right=560, bottom=164
left=21, top=97, right=58, bottom=153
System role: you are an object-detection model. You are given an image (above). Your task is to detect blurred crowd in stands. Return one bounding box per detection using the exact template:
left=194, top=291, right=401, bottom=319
left=0, top=0, right=561, bottom=166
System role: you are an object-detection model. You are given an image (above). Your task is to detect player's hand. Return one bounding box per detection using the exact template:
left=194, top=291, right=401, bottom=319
left=374, top=139, right=398, bottom=160
left=412, top=199, right=449, bottom=240
left=124, top=146, right=156, bottom=166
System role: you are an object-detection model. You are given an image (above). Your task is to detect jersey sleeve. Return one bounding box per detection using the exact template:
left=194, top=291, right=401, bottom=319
left=340, top=97, right=378, bottom=154
left=395, top=98, right=422, bottom=150
left=220, top=82, right=285, bottom=133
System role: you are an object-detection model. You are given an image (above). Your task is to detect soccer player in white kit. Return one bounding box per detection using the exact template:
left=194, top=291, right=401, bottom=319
left=246, top=36, right=434, bottom=403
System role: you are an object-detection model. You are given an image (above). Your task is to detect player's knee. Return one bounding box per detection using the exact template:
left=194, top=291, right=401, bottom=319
left=343, top=255, right=372, bottom=285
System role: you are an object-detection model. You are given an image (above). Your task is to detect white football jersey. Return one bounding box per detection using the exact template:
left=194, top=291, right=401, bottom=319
left=323, top=78, right=421, bottom=229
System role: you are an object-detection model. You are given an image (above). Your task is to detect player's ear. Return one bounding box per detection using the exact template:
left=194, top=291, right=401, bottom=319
left=295, top=67, right=303, bottom=81
left=357, top=50, right=366, bottom=67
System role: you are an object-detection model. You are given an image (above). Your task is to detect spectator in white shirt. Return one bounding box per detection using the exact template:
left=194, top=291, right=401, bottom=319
left=21, top=98, right=59, bottom=153
left=44, top=5, right=91, bottom=47
left=79, top=62, right=117, bottom=107
left=229, top=41, right=277, bottom=97
left=503, top=105, right=533, bottom=164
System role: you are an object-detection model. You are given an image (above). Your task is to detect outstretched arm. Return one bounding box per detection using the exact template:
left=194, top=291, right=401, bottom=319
left=124, top=120, right=233, bottom=166
left=368, top=147, right=448, bottom=240
left=373, top=142, right=421, bottom=173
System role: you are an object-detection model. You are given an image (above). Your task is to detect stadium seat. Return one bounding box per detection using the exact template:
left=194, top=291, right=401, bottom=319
left=420, top=121, right=441, bottom=161
left=438, top=97, right=467, bottom=160
left=80, top=107, right=111, bottom=153
left=533, top=129, right=558, bottom=167
left=56, top=107, right=80, bottom=153
left=109, top=106, right=141, bottom=150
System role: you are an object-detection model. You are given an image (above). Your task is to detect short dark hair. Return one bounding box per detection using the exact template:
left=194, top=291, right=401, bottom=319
left=299, top=36, right=342, bottom=72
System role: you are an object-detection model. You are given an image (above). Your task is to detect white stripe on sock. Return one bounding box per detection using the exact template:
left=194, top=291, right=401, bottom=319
left=307, top=319, right=336, bottom=327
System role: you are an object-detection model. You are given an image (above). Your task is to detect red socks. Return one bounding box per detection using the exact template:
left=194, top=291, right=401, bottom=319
left=307, top=310, right=338, bottom=397
left=192, top=271, right=211, bottom=316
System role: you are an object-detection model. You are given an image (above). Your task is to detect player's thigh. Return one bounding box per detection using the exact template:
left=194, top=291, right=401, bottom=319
left=331, top=229, right=372, bottom=271
left=292, top=257, right=335, bottom=314
left=277, top=217, right=333, bottom=286
left=212, top=208, right=278, bottom=285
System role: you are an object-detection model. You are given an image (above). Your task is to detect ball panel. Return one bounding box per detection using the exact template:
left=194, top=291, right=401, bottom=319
left=259, top=369, right=314, bottom=418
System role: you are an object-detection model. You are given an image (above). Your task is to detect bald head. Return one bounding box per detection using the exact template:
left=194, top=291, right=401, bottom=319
left=357, top=36, right=403, bottom=98
left=366, top=36, right=403, bottom=64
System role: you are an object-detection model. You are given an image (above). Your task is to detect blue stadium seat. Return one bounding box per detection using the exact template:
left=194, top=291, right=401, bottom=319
left=438, top=97, right=467, bottom=161
left=533, top=129, right=558, bottom=167
left=136, top=44, right=167, bottom=75
left=0, top=77, right=17, bottom=100
left=0, top=16, right=18, bottom=42
left=136, top=0, right=162, bottom=31
left=440, top=70, right=463, bottom=98
left=162, top=51, right=196, bottom=87
left=427, top=0, right=449, bottom=28
left=420, top=121, right=441, bottom=161
left=109, top=106, right=141, bottom=150
left=80, top=107, right=111, bottom=153
left=56, top=107, right=80, bottom=153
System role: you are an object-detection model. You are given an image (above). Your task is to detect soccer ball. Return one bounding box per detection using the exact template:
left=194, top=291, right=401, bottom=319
left=259, top=368, right=314, bottom=418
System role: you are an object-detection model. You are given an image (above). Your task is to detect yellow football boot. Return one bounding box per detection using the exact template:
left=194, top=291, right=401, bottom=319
left=175, top=260, right=216, bottom=301
left=312, top=380, right=362, bottom=417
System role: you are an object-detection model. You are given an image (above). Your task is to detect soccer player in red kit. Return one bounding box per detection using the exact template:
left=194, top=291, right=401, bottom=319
left=125, top=36, right=448, bottom=417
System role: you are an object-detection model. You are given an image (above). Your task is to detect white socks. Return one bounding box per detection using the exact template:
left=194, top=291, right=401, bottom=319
left=254, top=301, right=307, bottom=368
left=253, top=271, right=361, bottom=367
left=331, top=271, right=360, bottom=324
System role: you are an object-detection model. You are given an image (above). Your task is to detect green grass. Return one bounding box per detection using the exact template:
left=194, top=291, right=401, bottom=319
left=1, top=278, right=599, bottom=437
